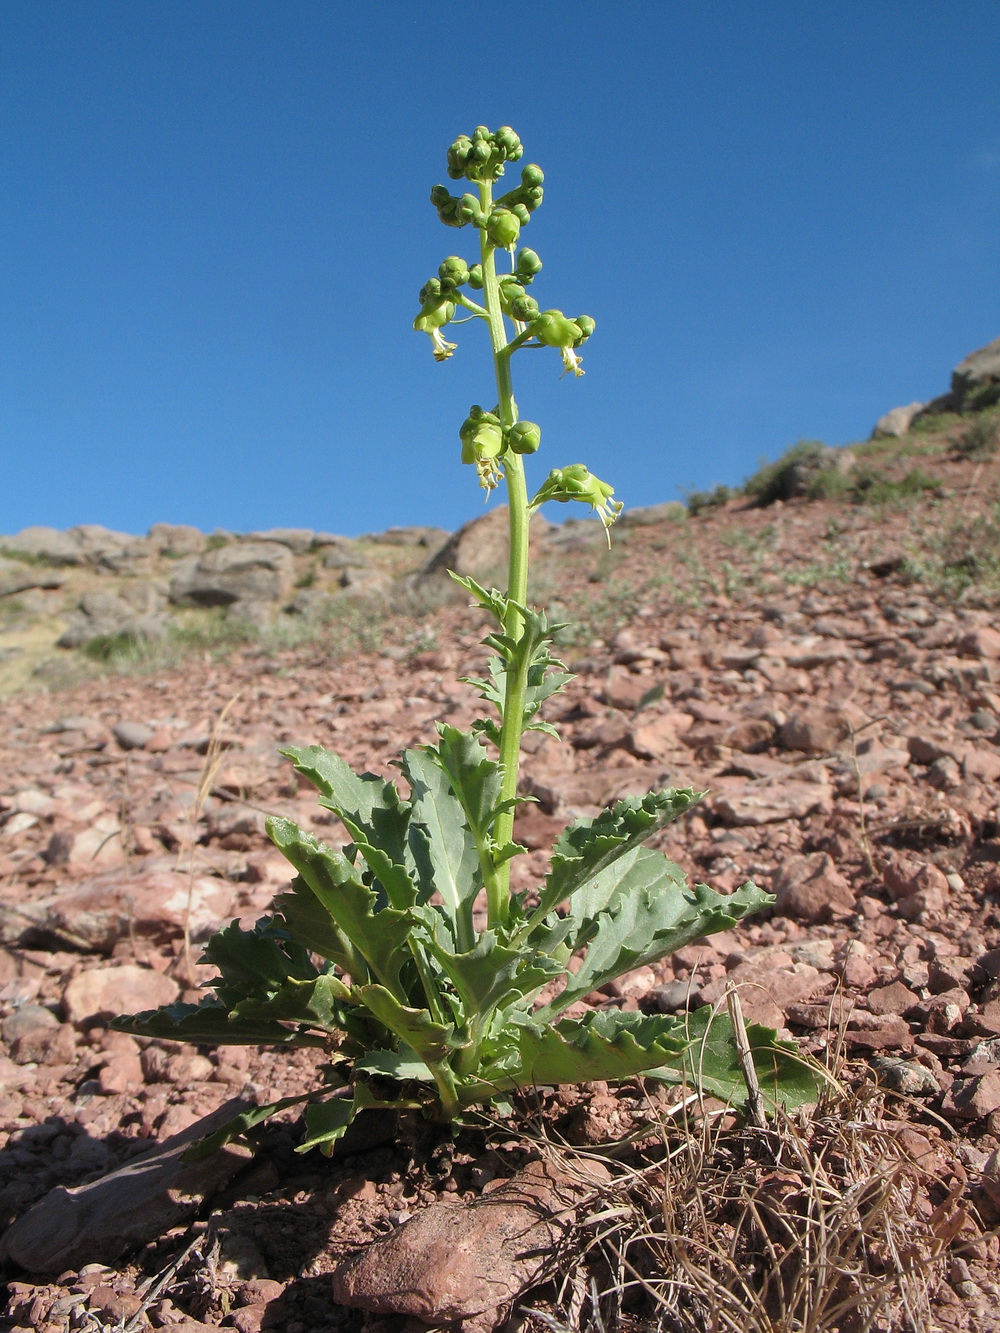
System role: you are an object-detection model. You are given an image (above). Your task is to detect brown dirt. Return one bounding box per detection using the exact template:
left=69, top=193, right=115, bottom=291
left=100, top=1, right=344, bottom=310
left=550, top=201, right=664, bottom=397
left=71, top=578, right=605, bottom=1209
left=2, top=429, right=1000, bottom=1330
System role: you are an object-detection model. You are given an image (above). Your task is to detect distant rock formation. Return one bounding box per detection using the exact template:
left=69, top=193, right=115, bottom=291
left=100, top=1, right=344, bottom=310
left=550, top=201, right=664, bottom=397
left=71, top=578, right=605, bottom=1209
left=872, top=334, right=1000, bottom=437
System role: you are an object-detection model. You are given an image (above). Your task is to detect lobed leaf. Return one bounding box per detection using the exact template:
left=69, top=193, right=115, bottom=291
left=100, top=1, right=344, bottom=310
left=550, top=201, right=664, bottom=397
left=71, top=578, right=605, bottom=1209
left=113, top=999, right=327, bottom=1048
left=400, top=745, right=481, bottom=948
left=281, top=745, right=411, bottom=868
left=268, top=817, right=414, bottom=1000
left=523, top=788, right=704, bottom=932
left=539, top=850, right=771, bottom=1017
left=644, top=1005, right=821, bottom=1110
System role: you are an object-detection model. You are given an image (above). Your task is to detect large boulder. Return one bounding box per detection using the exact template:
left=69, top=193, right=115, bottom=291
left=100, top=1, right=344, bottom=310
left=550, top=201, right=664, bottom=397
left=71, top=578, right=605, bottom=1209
left=952, top=335, right=1000, bottom=410
left=872, top=402, right=924, bottom=439
left=56, top=589, right=167, bottom=650
left=420, top=507, right=551, bottom=583
left=148, top=522, right=206, bottom=557
left=246, top=527, right=315, bottom=554
left=0, top=527, right=84, bottom=565
left=0, top=557, right=63, bottom=598
left=168, top=540, right=294, bottom=607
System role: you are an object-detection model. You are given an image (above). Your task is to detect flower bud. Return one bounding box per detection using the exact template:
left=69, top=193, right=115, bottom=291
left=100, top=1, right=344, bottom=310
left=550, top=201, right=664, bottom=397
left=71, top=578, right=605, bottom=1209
left=486, top=207, right=521, bottom=250
left=521, top=164, right=544, bottom=188
left=467, top=264, right=484, bottom=290
left=515, top=248, right=542, bottom=281
left=458, top=193, right=485, bottom=227
left=418, top=277, right=443, bottom=305
left=573, top=315, right=595, bottom=346
left=438, top=256, right=470, bottom=289
left=530, top=309, right=581, bottom=349
left=507, top=420, right=541, bottom=455
left=509, top=293, right=539, bottom=322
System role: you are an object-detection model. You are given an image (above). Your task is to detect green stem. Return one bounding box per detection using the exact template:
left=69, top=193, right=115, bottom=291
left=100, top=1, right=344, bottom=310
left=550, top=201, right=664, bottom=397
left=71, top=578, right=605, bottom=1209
left=478, top=181, right=531, bottom=924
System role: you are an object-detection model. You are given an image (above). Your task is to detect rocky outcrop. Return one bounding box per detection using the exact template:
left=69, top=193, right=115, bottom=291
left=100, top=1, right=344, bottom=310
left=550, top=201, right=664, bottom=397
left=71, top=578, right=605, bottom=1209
left=168, top=540, right=294, bottom=612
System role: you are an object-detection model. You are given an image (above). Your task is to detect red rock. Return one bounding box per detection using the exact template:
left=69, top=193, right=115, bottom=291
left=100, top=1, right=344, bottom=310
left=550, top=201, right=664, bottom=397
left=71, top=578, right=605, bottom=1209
left=867, top=981, right=920, bottom=1016
left=63, top=965, right=179, bottom=1025
left=777, top=706, right=861, bottom=754
left=881, top=855, right=949, bottom=901
left=941, top=1072, right=1000, bottom=1120
left=713, top=780, right=834, bottom=826
left=771, top=852, right=854, bottom=923
left=97, top=1054, right=144, bottom=1096
left=957, top=626, right=1000, bottom=659
left=897, top=886, right=946, bottom=923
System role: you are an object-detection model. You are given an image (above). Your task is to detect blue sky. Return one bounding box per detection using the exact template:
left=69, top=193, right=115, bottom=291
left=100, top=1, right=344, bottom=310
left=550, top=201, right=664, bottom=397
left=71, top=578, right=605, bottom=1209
left=2, top=2, right=998, bottom=538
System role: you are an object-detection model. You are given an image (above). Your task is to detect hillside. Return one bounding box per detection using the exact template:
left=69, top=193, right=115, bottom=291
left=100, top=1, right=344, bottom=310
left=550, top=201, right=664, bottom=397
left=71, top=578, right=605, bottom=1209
left=1, top=346, right=1000, bottom=1330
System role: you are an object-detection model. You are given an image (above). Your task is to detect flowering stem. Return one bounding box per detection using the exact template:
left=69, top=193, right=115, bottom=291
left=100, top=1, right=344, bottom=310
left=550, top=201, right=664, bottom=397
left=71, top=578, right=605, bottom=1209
left=478, top=180, right=530, bottom=924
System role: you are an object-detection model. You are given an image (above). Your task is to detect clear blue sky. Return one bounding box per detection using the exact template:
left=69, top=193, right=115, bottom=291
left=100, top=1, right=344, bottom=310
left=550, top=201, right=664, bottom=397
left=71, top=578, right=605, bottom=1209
left=2, top=2, right=998, bottom=538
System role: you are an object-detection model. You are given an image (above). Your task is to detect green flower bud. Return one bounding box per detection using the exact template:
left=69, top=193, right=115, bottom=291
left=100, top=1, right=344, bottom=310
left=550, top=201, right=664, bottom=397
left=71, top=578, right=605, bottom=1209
left=507, top=420, right=541, bottom=455
left=467, top=263, right=484, bottom=290
left=430, top=185, right=467, bottom=228
left=494, top=125, right=523, bottom=158
left=509, top=293, right=539, bottom=322
left=573, top=315, right=596, bottom=345
left=514, top=249, right=542, bottom=285
left=486, top=207, right=521, bottom=250
left=418, top=277, right=444, bottom=305
left=438, top=256, right=470, bottom=289
left=457, top=193, right=485, bottom=227
left=511, top=203, right=530, bottom=226
left=530, top=464, right=623, bottom=531
left=530, top=310, right=588, bottom=375
left=446, top=135, right=474, bottom=180
left=521, top=164, right=544, bottom=188
left=459, top=407, right=505, bottom=490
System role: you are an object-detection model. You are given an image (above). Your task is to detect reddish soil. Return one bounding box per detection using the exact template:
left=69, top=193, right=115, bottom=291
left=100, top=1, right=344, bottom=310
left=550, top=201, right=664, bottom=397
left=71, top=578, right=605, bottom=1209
left=2, top=434, right=1000, bottom=1331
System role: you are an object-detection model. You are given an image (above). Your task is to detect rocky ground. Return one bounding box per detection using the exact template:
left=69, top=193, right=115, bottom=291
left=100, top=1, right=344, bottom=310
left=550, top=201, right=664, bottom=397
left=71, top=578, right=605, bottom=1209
left=2, top=395, right=1000, bottom=1330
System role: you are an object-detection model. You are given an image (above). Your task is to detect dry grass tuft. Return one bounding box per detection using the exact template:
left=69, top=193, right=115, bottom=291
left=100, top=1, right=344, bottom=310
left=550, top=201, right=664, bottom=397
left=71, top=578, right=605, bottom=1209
left=525, top=1082, right=965, bottom=1333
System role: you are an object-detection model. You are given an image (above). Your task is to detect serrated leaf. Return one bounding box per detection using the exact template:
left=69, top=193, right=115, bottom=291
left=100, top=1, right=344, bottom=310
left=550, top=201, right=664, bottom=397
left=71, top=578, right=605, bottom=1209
left=539, top=852, right=771, bottom=1018
left=354, top=1050, right=436, bottom=1081
left=400, top=746, right=481, bottom=949
left=484, top=1008, right=693, bottom=1089
left=422, top=929, right=563, bottom=1024
left=432, top=725, right=505, bottom=848
left=643, top=1006, right=820, bottom=1111
left=281, top=745, right=411, bottom=867
left=276, top=874, right=369, bottom=981
left=523, top=789, right=704, bottom=933
left=268, top=817, right=413, bottom=999
left=202, top=918, right=319, bottom=1010
left=113, top=999, right=326, bottom=1047
left=448, top=572, right=509, bottom=626
left=353, top=983, right=453, bottom=1065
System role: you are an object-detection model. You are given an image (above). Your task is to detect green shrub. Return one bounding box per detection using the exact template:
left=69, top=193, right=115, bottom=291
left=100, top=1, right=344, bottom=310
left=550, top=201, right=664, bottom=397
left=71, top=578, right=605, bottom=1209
left=954, top=413, right=1000, bottom=460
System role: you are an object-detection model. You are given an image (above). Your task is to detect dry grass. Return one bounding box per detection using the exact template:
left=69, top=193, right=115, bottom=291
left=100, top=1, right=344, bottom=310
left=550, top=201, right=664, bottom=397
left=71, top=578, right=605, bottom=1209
left=524, top=1081, right=969, bottom=1333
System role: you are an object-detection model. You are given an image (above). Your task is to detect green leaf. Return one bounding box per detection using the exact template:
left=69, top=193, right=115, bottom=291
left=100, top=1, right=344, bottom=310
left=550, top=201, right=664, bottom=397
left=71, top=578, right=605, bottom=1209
left=202, top=918, right=319, bottom=1010
left=268, top=817, right=414, bottom=999
left=643, top=1006, right=820, bottom=1111
left=112, top=999, right=326, bottom=1048
left=354, top=1050, right=437, bottom=1081
left=523, top=788, right=705, bottom=932
left=401, top=745, right=481, bottom=949
left=281, top=745, right=411, bottom=868
left=448, top=573, right=509, bottom=627
left=183, top=1090, right=324, bottom=1162
left=353, top=983, right=454, bottom=1066
left=276, top=874, right=369, bottom=981
left=422, top=928, right=563, bottom=1024
left=432, top=725, right=507, bottom=848
left=539, top=851, right=771, bottom=1017
left=482, top=1009, right=693, bottom=1089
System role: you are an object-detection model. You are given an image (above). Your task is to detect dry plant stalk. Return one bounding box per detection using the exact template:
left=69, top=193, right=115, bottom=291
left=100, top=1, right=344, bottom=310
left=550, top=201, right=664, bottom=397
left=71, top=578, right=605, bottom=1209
left=175, top=692, right=240, bottom=980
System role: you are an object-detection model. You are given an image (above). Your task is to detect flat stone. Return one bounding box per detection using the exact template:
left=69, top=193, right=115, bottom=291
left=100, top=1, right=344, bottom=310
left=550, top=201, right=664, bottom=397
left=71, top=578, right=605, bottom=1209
left=62, top=964, right=179, bottom=1025
left=0, top=1099, right=252, bottom=1272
